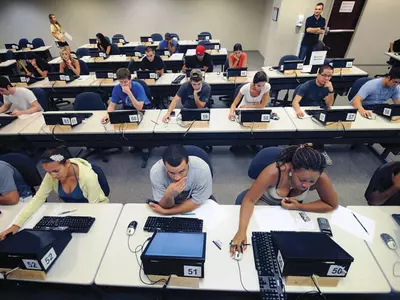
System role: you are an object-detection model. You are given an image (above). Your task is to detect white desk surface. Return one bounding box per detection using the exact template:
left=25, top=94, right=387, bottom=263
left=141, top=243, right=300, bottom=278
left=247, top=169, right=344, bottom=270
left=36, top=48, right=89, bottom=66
left=79, top=41, right=142, bottom=49
left=15, top=46, right=52, bottom=54
left=285, top=106, right=400, bottom=132
left=262, top=65, right=368, bottom=79
left=186, top=48, right=228, bottom=56
left=348, top=206, right=400, bottom=292
left=0, top=49, right=8, bottom=54
left=95, top=203, right=389, bottom=293
left=154, top=108, right=296, bottom=134
left=19, top=110, right=161, bottom=135
left=0, top=112, right=42, bottom=136
left=0, top=59, right=16, bottom=67
left=27, top=75, right=97, bottom=89
left=385, top=52, right=400, bottom=62
left=13, top=203, right=123, bottom=285
left=0, top=202, right=25, bottom=230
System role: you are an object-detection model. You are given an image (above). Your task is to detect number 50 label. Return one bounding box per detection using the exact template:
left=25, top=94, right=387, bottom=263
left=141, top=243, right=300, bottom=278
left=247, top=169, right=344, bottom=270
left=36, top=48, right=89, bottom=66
left=184, top=265, right=202, bottom=277
left=327, top=265, right=347, bottom=277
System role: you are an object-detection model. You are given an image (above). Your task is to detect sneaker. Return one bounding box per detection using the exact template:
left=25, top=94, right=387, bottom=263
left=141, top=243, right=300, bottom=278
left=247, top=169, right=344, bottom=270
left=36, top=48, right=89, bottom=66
left=321, top=151, right=333, bottom=166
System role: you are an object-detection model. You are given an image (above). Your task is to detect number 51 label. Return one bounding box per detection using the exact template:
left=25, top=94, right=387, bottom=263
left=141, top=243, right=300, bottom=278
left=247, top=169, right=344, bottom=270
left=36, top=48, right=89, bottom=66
left=327, top=265, right=347, bottom=277
left=184, top=265, right=202, bottom=277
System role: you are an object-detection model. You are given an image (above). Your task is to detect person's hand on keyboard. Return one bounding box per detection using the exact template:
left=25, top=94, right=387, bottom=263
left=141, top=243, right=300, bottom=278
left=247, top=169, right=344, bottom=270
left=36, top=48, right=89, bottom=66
left=0, top=225, right=20, bottom=241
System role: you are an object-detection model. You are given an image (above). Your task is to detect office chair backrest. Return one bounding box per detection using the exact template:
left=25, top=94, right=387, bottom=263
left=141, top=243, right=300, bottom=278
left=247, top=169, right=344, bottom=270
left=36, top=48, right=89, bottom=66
left=170, top=33, right=180, bottom=40
left=18, top=38, right=30, bottom=48
left=278, top=55, right=299, bottom=66
left=76, top=48, right=90, bottom=58
left=78, top=59, right=89, bottom=75
left=0, top=153, right=42, bottom=188
left=199, top=32, right=212, bottom=39
left=248, top=147, right=284, bottom=180
left=112, top=33, right=125, bottom=40
left=110, top=43, right=120, bottom=55
left=151, top=33, right=163, bottom=42
left=348, top=77, right=372, bottom=102
left=5, top=50, right=15, bottom=60
left=32, top=38, right=45, bottom=48
left=185, top=146, right=213, bottom=177
left=73, top=92, right=105, bottom=111
left=223, top=59, right=229, bottom=72
left=31, top=88, right=48, bottom=111
left=132, top=79, right=152, bottom=103
left=104, top=36, right=111, bottom=44
left=135, top=45, right=147, bottom=54
left=232, top=83, right=248, bottom=102
left=91, top=163, right=110, bottom=196
left=198, top=40, right=209, bottom=47
left=127, top=59, right=137, bottom=73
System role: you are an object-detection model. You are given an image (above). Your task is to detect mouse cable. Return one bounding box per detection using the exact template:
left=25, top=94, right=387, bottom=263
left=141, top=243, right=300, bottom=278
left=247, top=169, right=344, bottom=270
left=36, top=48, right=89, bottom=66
left=236, top=260, right=249, bottom=292
left=296, top=275, right=327, bottom=300
left=183, top=120, right=196, bottom=137
left=52, top=123, right=66, bottom=142
left=0, top=267, right=20, bottom=280
left=393, top=250, right=400, bottom=277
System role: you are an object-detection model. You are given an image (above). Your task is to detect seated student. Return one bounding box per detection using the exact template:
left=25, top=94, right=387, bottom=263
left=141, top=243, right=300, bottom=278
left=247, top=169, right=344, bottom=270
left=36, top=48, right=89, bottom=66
left=228, top=71, right=270, bottom=120
left=25, top=52, right=49, bottom=78
left=158, top=33, right=178, bottom=55
left=0, top=160, right=32, bottom=205
left=59, top=48, right=80, bottom=77
left=162, top=69, right=211, bottom=122
left=365, top=162, right=400, bottom=206
left=148, top=144, right=212, bottom=215
left=182, top=45, right=213, bottom=73
left=389, top=39, right=400, bottom=53
left=230, top=145, right=338, bottom=254
left=351, top=67, right=400, bottom=118
left=139, top=47, right=166, bottom=75
left=102, top=68, right=152, bottom=123
left=229, top=43, right=247, bottom=69
left=0, top=76, right=42, bottom=116
left=96, top=33, right=111, bottom=56
left=0, top=147, right=109, bottom=240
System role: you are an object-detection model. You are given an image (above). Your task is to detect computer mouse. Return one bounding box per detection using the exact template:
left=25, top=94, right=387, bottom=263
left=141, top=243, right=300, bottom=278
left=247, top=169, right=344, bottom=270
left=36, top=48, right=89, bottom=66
left=234, top=250, right=243, bottom=261
left=127, top=221, right=138, bottom=236
left=380, top=233, right=397, bottom=250
left=102, top=119, right=109, bottom=124
left=366, top=115, right=373, bottom=119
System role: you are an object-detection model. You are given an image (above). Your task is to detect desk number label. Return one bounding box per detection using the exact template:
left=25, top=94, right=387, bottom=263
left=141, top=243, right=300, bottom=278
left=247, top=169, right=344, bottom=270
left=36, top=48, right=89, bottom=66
left=383, top=108, right=392, bottom=116
left=150, top=73, right=157, bottom=79
left=165, top=51, right=170, bottom=56
left=107, top=73, right=114, bottom=79
left=135, top=52, right=141, bottom=57
left=41, top=247, right=57, bottom=270
left=319, top=113, right=326, bottom=122
left=20, top=77, right=26, bottom=83
left=327, top=265, right=346, bottom=277
left=65, top=75, right=70, bottom=81
left=60, top=75, right=66, bottom=81
left=277, top=250, right=284, bottom=273
left=70, top=117, right=78, bottom=126
left=214, top=45, right=220, bottom=50
left=129, top=114, right=138, bottom=122
left=62, top=117, right=71, bottom=125
left=346, top=113, right=356, bottom=121
left=240, top=70, right=247, bottom=77
left=205, top=36, right=210, bottom=40
left=12, top=45, right=18, bottom=49
left=184, top=265, right=201, bottom=277
left=23, top=259, right=42, bottom=270
left=99, top=52, right=106, bottom=58
left=261, top=114, right=270, bottom=122
left=119, top=39, right=124, bottom=43
left=201, top=113, right=210, bottom=121
left=346, top=61, right=353, bottom=68
left=297, top=63, right=304, bottom=69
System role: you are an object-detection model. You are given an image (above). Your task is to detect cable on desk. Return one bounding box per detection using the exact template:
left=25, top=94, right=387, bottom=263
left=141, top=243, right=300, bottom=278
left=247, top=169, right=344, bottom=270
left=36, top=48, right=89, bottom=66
left=238, top=121, right=255, bottom=138
left=393, top=250, right=400, bottom=277
left=295, top=275, right=327, bottom=300
left=236, top=260, right=249, bottom=292
left=0, top=267, right=20, bottom=280
left=51, top=124, right=66, bottom=142
left=183, top=120, right=196, bottom=137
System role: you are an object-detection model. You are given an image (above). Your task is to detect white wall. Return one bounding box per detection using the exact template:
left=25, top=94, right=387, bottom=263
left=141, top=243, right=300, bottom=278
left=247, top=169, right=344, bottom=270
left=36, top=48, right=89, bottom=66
left=0, top=0, right=266, bottom=56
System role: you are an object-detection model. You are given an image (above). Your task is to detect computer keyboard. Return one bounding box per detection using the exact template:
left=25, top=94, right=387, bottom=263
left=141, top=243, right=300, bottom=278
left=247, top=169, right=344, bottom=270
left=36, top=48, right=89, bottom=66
left=143, top=216, right=203, bottom=232
left=252, top=232, right=285, bottom=300
left=34, top=216, right=96, bottom=233
left=172, top=74, right=186, bottom=84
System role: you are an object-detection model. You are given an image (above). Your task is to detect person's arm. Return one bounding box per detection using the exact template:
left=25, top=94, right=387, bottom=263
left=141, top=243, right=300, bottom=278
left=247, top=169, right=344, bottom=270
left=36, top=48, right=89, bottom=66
left=229, top=55, right=238, bottom=68
left=351, top=95, right=372, bottom=118
left=292, top=94, right=305, bottom=117
left=365, top=167, right=400, bottom=205
left=0, top=190, right=19, bottom=205
left=367, top=185, right=399, bottom=206
left=242, top=53, right=248, bottom=68
left=168, top=41, right=177, bottom=54
left=203, top=65, right=209, bottom=72
left=0, top=171, right=20, bottom=205
left=306, top=27, right=321, bottom=34
left=390, top=42, right=394, bottom=53
left=194, top=90, right=207, bottom=108
left=0, top=103, right=11, bottom=113
left=324, top=82, right=335, bottom=107
left=127, top=90, right=144, bottom=110
left=150, top=199, right=200, bottom=215
left=229, top=92, right=243, bottom=117
left=164, top=95, right=180, bottom=117
left=242, top=91, right=270, bottom=109
left=101, top=102, right=116, bottom=123
left=11, top=101, right=41, bottom=116
left=71, top=59, right=80, bottom=76
left=105, top=45, right=111, bottom=56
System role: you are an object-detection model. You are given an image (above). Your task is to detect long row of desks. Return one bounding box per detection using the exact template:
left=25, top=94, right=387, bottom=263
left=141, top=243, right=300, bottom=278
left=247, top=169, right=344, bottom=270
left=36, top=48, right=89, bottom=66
left=1, top=106, right=400, bottom=149
left=0, top=202, right=398, bottom=295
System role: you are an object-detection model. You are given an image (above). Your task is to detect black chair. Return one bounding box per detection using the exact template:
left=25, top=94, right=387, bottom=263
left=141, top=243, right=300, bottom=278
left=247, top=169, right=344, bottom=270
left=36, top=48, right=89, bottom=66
left=248, top=147, right=283, bottom=180
left=151, top=33, right=163, bottom=42
left=18, top=38, right=30, bottom=49
left=135, top=45, right=147, bottom=55
left=31, top=88, right=49, bottom=111
left=231, top=82, right=247, bottom=103
left=170, top=33, right=180, bottom=40
left=78, top=59, right=89, bottom=75
left=73, top=92, right=122, bottom=162
left=347, top=77, right=372, bottom=103
left=5, top=50, right=15, bottom=60
left=133, top=79, right=155, bottom=107
left=0, top=153, right=42, bottom=195
left=76, top=48, right=90, bottom=58
left=32, top=38, right=45, bottom=48
left=112, top=34, right=125, bottom=41
left=91, top=163, right=110, bottom=197
left=198, top=40, right=209, bottom=47
left=218, top=59, right=231, bottom=102
left=199, top=32, right=212, bottom=39
left=127, top=59, right=137, bottom=73
left=110, top=44, right=120, bottom=55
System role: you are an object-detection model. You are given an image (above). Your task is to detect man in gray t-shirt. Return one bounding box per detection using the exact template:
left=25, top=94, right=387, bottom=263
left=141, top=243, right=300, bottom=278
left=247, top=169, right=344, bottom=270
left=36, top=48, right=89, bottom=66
left=0, top=161, right=32, bottom=205
left=149, top=145, right=213, bottom=215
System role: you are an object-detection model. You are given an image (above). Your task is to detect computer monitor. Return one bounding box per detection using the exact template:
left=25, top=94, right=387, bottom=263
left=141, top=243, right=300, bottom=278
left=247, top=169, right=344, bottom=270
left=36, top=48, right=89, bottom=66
left=282, top=60, right=304, bottom=71
left=180, top=108, right=210, bottom=122
left=306, top=108, right=358, bottom=124
left=235, top=109, right=272, bottom=123
left=43, top=112, right=93, bottom=127
left=8, top=74, right=43, bottom=85
left=48, top=72, right=78, bottom=82
left=374, top=104, right=400, bottom=120
left=120, top=48, right=141, bottom=57
left=155, top=49, right=170, bottom=57
left=136, top=70, right=158, bottom=80
left=112, top=37, right=126, bottom=44
left=109, top=110, right=144, bottom=124
left=88, top=38, right=97, bottom=44
left=0, top=116, right=17, bottom=128
left=95, top=70, right=116, bottom=79
left=89, top=49, right=107, bottom=58
left=5, top=43, right=19, bottom=50
left=197, top=34, right=210, bottom=41
left=329, top=58, right=354, bottom=69
left=227, top=68, right=248, bottom=78
left=140, top=36, right=153, bottom=43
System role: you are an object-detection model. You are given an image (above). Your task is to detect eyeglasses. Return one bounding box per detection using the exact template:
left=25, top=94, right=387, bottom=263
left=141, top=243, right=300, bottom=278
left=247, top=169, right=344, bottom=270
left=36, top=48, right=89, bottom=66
left=319, top=74, right=332, bottom=78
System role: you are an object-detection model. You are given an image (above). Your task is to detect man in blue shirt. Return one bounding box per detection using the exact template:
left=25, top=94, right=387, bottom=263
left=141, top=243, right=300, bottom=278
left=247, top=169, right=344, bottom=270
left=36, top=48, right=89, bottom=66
left=102, top=68, right=152, bottom=123
left=352, top=67, right=400, bottom=118
left=158, top=33, right=178, bottom=55
left=299, top=3, right=326, bottom=62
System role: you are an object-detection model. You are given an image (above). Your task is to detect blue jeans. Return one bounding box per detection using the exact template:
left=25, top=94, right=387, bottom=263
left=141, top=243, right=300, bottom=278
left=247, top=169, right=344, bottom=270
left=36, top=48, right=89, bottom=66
left=299, top=44, right=310, bottom=61
left=235, top=189, right=250, bottom=205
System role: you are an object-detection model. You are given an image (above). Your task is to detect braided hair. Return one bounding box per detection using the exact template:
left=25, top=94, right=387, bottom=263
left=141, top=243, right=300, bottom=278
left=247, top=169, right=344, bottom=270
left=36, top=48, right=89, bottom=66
left=277, top=145, right=326, bottom=173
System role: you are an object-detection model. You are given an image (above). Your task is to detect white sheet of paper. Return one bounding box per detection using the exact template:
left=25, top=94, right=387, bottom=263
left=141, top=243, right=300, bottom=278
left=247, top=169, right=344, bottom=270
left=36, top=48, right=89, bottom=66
left=191, top=199, right=228, bottom=230
left=64, top=32, right=73, bottom=41
left=310, top=51, right=327, bottom=66
left=254, top=207, right=298, bottom=232
left=330, top=205, right=375, bottom=242
left=295, top=218, right=315, bottom=230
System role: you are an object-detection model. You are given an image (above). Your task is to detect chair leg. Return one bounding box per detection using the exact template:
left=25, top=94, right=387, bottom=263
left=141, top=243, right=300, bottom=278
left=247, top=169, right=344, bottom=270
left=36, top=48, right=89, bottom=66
left=141, top=148, right=152, bottom=168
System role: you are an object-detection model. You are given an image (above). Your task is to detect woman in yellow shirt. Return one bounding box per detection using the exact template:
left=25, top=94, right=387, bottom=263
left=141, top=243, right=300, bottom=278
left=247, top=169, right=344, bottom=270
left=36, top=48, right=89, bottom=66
left=49, top=13, right=70, bottom=52
left=0, top=147, right=109, bottom=240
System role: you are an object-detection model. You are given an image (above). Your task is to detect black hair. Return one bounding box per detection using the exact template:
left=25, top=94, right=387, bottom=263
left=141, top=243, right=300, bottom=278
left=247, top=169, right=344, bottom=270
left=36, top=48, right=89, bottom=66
left=277, top=145, right=326, bottom=173
left=392, top=162, right=400, bottom=176
left=233, top=43, right=243, bottom=52
left=145, top=46, right=155, bottom=53
left=318, top=64, right=333, bottom=74
left=316, top=2, right=324, bottom=7
left=96, top=33, right=111, bottom=50
left=162, top=144, right=189, bottom=167
left=41, top=146, right=71, bottom=165
left=116, top=68, right=131, bottom=80
left=388, top=67, right=400, bottom=80
left=48, top=13, right=61, bottom=27
left=0, top=76, right=12, bottom=89
left=165, top=33, right=171, bottom=40
left=253, top=71, right=268, bottom=84
left=25, top=52, right=38, bottom=60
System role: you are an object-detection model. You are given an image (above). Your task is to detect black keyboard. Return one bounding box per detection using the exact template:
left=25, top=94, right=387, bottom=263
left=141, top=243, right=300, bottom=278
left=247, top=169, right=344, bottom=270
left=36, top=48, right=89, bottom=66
left=172, top=74, right=185, bottom=84
left=34, top=216, right=95, bottom=233
left=252, top=232, right=285, bottom=300
left=143, top=216, right=203, bottom=232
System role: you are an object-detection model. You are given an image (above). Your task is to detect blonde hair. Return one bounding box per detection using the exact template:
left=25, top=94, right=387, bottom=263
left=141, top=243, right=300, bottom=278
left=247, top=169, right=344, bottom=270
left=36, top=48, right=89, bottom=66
left=60, top=49, right=73, bottom=63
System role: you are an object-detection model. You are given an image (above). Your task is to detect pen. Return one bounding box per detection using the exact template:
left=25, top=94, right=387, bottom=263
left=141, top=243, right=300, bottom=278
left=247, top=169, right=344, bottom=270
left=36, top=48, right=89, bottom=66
left=151, top=120, right=159, bottom=125
left=58, top=209, right=78, bottom=216
left=180, top=212, right=195, bottom=216
left=213, top=240, right=221, bottom=250
left=352, top=212, right=369, bottom=234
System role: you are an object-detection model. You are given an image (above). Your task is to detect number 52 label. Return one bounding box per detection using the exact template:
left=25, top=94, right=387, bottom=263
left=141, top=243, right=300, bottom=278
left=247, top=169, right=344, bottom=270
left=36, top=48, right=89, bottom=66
left=327, top=265, right=347, bottom=277
left=184, top=265, right=202, bottom=277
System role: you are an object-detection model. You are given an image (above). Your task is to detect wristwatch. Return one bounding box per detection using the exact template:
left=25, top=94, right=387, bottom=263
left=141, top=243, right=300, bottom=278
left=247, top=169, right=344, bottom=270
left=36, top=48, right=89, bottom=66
left=328, top=90, right=335, bottom=94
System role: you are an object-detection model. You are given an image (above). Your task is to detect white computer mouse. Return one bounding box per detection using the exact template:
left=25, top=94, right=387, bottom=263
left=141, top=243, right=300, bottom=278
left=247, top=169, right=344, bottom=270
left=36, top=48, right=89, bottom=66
left=234, top=250, right=243, bottom=261
left=381, top=233, right=397, bottom=250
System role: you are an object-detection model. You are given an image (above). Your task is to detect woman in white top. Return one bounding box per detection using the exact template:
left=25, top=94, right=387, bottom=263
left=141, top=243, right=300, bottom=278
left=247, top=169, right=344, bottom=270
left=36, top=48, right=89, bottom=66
left=49, top=14, right=70, bottom=52
left=229, top=71, right=271, bottom=120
